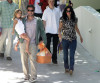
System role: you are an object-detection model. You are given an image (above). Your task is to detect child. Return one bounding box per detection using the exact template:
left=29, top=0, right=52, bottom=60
left=12, top=9, right=31, bottom=55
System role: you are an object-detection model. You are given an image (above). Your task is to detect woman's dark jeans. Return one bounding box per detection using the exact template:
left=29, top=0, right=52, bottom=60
left=62, top=39, right=77, bottom=70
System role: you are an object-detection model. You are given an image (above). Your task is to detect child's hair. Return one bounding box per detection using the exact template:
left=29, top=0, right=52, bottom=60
left=13, top=9, right=22, bottom=20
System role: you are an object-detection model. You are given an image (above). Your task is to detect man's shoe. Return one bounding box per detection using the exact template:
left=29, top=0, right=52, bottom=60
left=0, top=53, right=4, bottom=58
left=6, top=57, right=12, bottom=60
left=52, top=61, right=58, bottom=64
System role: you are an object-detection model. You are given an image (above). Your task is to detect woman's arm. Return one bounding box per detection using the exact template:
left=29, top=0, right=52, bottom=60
left=75, top=24, right=83, bottom=43
left=58, top=21, right=63, bottom=41
left=58, top=21, right=63, bottom=34
left=12, top=19, right=18, bottom=35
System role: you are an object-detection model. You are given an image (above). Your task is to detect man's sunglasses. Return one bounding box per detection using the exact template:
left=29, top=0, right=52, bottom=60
left=28, top=10, right=34, bottom=12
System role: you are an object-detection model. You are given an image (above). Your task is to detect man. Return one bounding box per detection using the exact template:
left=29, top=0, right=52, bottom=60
left=0, top=0, right=18, bottom=60
left=29, top=0, right=48, bottom=41
left=42, top=0, right=62, bottom=64
left=29, top=0, right=48, bottom=18
left=17, top=5, right=47, bottom=82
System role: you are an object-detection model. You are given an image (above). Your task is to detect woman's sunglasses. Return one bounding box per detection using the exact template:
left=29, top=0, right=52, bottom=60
left=66, top=10, right=71, bottom=13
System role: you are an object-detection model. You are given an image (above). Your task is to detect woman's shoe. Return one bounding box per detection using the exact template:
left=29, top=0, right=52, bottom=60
left=69, top=70, right=73, bottom=75
left=65, top=69, right=69, bottom=73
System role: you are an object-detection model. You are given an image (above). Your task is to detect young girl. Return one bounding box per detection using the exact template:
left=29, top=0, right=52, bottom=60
left=12, top=9, right=31, bottom=55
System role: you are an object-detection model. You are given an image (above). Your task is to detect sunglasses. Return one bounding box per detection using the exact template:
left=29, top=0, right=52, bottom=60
left=28, top=10, right=34, bottom=12
left=66, top=10, right=71, bottom=13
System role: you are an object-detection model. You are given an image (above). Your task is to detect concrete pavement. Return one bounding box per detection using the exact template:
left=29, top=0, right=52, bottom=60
left=0, top=42, right=100, bottom=83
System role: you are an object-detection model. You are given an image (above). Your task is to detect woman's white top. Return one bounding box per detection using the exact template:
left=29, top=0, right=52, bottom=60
left=15, top=19, right=25, bottom=35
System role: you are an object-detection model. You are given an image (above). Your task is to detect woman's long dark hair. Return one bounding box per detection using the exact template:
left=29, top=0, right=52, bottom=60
left=62, top=6, right=76, bottom=22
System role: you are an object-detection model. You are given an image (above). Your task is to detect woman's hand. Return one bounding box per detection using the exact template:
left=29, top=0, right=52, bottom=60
left=58, top=33, right=62, bottom=42
left=80, top=36, right=83, bottom=43
left=58, top=33, right=62, bottom=38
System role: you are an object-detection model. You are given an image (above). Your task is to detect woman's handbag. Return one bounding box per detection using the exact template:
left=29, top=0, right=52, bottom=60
left=58, top=41, right=63, bottom=54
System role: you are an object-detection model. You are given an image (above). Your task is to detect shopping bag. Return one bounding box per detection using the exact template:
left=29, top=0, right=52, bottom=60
left=36, top=41, right=52, bottom=64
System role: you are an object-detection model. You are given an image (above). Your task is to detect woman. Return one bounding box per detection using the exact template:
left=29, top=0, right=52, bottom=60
left=58, top=6, right=83, bottom=75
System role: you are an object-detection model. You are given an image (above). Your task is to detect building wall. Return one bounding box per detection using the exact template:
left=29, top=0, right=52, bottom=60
left=74, top=6, right=100, bottom=60
left=72, top=0, right=100, bottom=9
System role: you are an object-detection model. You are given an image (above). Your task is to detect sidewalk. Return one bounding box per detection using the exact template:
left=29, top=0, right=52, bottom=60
left=0, top=42, right=100, bottom=83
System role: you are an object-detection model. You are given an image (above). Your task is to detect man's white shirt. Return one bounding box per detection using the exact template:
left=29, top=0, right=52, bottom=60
left=42, top=7, right=62, bottom=34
